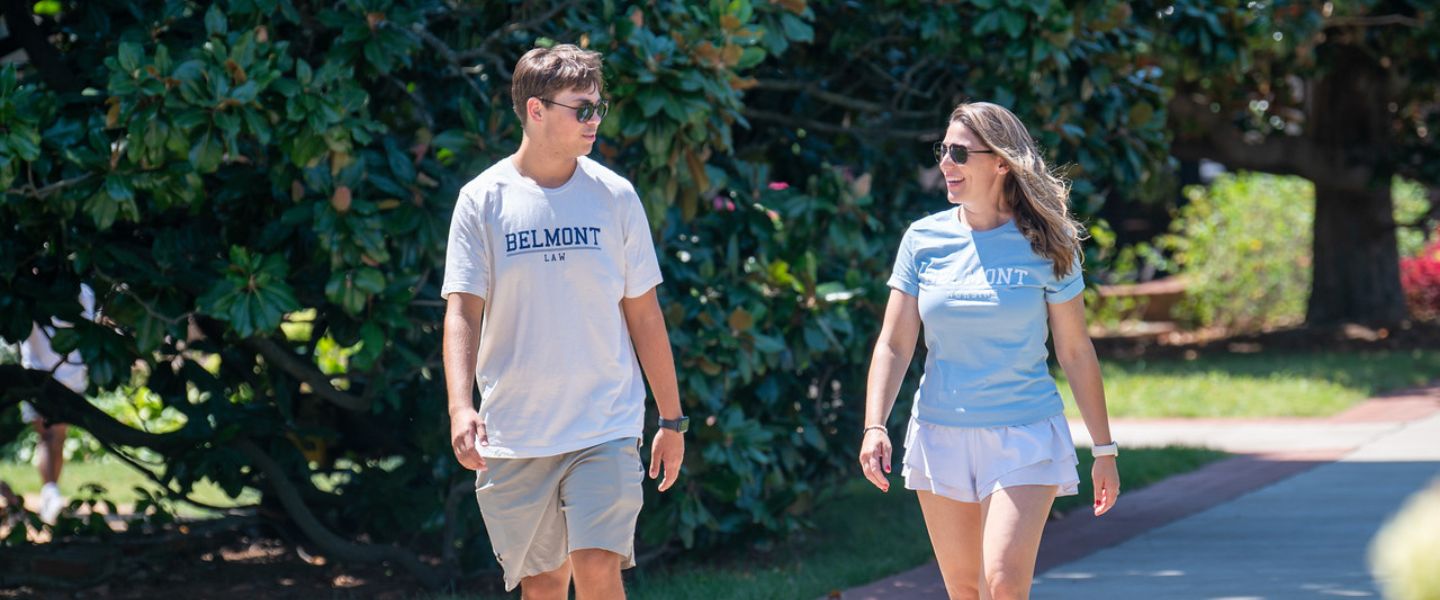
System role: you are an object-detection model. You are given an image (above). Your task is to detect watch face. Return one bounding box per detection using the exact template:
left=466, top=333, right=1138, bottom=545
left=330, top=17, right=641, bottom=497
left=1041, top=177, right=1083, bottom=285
left=677, top=417, right=690, bottom=433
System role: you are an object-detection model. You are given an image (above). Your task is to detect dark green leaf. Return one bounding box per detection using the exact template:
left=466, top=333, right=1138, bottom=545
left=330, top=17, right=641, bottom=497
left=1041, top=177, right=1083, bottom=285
left=118, top=42, right=143, bottom=73
left=189, top=130, right=224, bottom=173
left=104, top=175, right=134, bottom=201
left=205, top=5, right=228, bottom=37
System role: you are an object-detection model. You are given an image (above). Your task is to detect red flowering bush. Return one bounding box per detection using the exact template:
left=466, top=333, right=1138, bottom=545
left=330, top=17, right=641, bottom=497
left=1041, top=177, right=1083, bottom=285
left=1401, top=230, right=1440, bottom=321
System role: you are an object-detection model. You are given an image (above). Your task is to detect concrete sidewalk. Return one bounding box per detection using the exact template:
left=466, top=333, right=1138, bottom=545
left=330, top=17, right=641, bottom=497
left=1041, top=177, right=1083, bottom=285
left=1034, top=411, right=1440, bottom=598
left=839, top=385, right=1440, bottom=599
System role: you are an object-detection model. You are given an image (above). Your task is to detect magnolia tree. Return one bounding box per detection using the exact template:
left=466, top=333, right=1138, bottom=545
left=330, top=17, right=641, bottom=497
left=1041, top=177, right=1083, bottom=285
left=0, top=0, right=828, bottom=584
left=2, top=0, right=1185, bottom=588
left=1154, top=0, right=1440, bottom=324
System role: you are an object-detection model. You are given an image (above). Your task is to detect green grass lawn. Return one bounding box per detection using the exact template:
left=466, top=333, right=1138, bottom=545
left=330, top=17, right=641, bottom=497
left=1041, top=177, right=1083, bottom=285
left=1058, top=350, right=1440, bottom=418
left=0, top=457, right=258, bottom=516
left=437, top=446, right=1225, bottom=600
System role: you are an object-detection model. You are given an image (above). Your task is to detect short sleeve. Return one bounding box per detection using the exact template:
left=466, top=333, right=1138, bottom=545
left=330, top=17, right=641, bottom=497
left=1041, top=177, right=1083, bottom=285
left=1045, top=254, right=1084, bottom=304
left=886, top=230, right=919, bottom=297
left=440, top=191, right=491, bottom=300
left=622, top=190, right=663, bottom=298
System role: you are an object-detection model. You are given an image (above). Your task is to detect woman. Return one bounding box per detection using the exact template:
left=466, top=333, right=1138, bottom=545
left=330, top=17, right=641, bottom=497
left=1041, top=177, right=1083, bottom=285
left=858, top=102, right=1119, bottom=600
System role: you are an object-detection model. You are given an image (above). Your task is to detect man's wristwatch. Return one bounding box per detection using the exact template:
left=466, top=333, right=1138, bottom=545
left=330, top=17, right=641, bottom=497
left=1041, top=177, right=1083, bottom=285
left=1091, top=441, right=1119, bottom=458
left=658, top=415, right=690, bottom=433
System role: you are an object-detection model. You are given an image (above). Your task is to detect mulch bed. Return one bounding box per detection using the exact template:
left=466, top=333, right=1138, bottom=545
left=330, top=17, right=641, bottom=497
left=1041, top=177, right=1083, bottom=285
left=1093, top=320, right=1440, bottom=360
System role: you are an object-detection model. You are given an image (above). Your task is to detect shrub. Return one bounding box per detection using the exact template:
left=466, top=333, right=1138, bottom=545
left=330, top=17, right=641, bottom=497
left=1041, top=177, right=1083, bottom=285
left=1401, top=232, right=1440, bottom=321
left=1395, top=178, right=1434, bottom=259
left=1164, top=173, right=1314, bottom=330
left=649, top=166, right=889, bottom=548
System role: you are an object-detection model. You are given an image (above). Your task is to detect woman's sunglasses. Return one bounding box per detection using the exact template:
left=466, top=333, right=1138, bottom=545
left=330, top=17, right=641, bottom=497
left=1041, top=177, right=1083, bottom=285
left=933, top=142, right=995, bottom=165
left=540, top=98, right=610, bottom=122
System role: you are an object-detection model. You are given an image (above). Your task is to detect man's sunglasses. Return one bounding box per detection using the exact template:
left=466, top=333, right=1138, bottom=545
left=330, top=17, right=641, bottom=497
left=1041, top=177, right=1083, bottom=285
left=539, top=98, right=610, bottom=122
left=933, top=142, right=996, bottom=165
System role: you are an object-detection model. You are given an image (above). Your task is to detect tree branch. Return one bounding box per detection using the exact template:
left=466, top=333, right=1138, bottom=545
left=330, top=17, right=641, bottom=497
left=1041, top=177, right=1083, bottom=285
left=753, top=79, right=929, bottom=117
left=235, top=439, right=444, bottom=588
left=744, top=108, right=942, bottom=141
left=94, top=437, right=258, bottom=514
left=5, top=173, right=98, bottom=201
left=243, top=337, right=371, bottom=412
left=457, top=0, right=581, bottom=63
left=1167, top=94, right=1374, bottom=192
left=387, top=75, right=435, bottom=130
left=1324, top=14, right=1421, bottom=28
left=395, top=22, right=487, bottom=97
left=0, top=365, right=190, bottom=451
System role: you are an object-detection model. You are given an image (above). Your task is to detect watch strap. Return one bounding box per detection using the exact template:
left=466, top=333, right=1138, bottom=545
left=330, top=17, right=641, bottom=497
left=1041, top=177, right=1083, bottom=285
left=658, top=416, right=689, bottom=433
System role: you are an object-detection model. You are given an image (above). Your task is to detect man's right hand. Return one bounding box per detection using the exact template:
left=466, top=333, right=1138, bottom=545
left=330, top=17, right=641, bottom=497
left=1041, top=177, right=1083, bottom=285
left=450, top=408, right=488, bottom=471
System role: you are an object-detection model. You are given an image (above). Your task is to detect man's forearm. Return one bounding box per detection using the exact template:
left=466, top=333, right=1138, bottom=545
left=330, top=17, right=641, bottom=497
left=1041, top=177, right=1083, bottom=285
left=443, top=297, right=484, bottom=417
left=634, top=325, right=682, bottom=418
left=637, top=338, right=681, bottom=419
left=622, top=293, right=682, bottom=419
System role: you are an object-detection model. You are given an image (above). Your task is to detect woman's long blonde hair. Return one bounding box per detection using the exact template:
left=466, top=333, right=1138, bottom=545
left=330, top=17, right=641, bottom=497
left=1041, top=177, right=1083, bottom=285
left=950, top=102, right=1084, bottom=278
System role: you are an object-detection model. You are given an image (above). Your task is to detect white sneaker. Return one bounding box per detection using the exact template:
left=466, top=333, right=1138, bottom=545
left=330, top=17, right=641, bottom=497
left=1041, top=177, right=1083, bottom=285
left=39, top=483, right=63, bottom=525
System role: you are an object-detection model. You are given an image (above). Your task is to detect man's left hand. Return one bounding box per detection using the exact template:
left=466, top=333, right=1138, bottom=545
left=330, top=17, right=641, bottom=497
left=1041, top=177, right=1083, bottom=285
left=649, top=428, right=685, bottom=492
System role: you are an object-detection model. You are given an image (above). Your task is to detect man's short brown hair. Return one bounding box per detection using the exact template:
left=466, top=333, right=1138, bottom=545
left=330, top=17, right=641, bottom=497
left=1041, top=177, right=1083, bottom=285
left=511, top=44, right=604, bottom=123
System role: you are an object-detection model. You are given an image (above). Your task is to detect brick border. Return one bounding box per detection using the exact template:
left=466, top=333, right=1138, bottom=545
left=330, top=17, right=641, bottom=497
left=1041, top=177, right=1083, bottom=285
left=1033, top=447, right=1347, bottom=573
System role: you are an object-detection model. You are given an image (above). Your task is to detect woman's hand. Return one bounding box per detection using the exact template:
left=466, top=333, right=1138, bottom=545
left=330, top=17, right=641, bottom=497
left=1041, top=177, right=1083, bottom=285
left=858, top=428, right=893, bottom=492
left=1092, top=456, right=1120, bottom=516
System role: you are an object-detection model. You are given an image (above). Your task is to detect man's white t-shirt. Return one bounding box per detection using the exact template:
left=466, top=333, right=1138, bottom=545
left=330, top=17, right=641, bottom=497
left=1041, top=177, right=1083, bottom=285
left=440, top=156, right=663, bottom=459
left=20, top=283, right=97, bottom=396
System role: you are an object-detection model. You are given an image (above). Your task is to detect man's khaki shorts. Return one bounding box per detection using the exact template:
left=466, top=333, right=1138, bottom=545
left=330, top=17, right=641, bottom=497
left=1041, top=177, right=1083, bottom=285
left=475, top=436, right=644, bottom=591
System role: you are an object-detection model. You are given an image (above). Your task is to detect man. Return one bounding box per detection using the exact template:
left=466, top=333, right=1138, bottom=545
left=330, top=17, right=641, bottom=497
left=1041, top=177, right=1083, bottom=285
left=441, top=44, right=686, bottom=599
left=17, top=283, right=96, bottom=525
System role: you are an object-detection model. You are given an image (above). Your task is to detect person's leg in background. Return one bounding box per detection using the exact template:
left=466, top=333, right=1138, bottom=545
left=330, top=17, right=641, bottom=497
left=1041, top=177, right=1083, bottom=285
left=35, top=418, right=68, bottom=525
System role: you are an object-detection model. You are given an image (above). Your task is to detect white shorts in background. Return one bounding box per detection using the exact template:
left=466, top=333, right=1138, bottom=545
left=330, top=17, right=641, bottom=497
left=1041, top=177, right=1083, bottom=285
left=19, top=283, right=95, bottom=399
left=19, top=401, right=40, bottom=424
left=902, top=413, right=1080, bottom=503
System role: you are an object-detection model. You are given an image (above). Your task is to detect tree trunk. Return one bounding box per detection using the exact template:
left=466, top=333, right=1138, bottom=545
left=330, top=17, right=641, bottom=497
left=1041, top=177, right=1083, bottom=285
left=1305, top=41, right=1409, bottom=325
left=1309, top=182, right=1408, bottom=324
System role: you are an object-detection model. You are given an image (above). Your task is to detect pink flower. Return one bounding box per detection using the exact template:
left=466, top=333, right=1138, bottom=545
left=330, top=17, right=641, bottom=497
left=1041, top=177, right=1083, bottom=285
left=712, top=196, right=736, bottom=211
left=767, top=181, right=790, bottom=191
left=766, top=209, right=779, bottom=221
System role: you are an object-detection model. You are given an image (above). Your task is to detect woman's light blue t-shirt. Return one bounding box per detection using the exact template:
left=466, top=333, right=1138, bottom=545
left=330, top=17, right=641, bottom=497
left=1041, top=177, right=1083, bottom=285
left=887, top=207, right=1084, bottom=428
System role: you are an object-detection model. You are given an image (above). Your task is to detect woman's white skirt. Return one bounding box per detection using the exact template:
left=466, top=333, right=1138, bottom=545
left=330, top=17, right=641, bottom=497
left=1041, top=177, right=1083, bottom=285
left=901, top=413, right=1080, bottom=503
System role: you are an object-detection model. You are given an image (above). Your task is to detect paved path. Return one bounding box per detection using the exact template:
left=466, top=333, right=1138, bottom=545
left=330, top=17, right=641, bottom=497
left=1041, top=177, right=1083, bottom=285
left=839, top=385, right=1440, bottom=599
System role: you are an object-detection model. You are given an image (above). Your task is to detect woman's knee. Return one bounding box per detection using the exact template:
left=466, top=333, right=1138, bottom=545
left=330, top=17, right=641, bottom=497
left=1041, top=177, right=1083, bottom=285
left=941, top=578, right=981, bottom=600
left=983, top=568, right=1031, bottom=600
